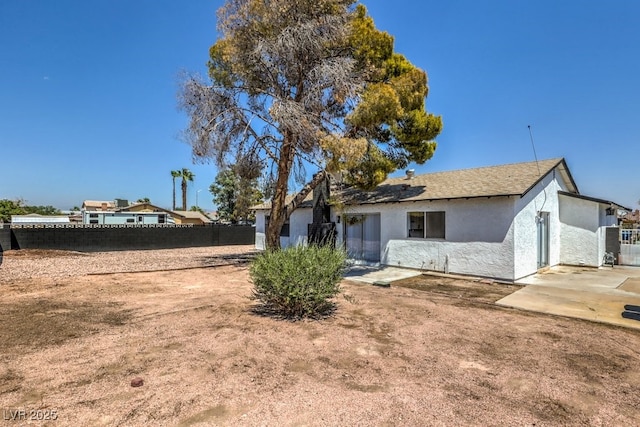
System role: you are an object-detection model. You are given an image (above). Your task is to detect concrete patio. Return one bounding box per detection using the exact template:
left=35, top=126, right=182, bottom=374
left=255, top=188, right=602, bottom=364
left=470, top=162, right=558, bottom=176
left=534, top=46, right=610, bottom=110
left=343, top=265, right=422, bottom=284
left=497, top=265, right=640, bottom=330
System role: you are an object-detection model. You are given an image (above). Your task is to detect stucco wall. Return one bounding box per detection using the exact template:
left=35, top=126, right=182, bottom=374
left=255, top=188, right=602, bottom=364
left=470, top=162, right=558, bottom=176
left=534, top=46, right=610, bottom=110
left=558, top=194, right=600, bottom=266
left=254, top=208, right=312, bottom=250
left=255, top=211, right=266, bottom=250
left=333, top=197, right=517, bottom=281
left=513, top=169, right=567, bottom=280
left=289, top=208, right=312, bottom=247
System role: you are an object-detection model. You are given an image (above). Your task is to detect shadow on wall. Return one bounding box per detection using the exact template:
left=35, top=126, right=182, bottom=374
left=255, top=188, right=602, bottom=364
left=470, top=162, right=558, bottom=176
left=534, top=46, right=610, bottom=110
left=340, top=184, right=427, bottom=204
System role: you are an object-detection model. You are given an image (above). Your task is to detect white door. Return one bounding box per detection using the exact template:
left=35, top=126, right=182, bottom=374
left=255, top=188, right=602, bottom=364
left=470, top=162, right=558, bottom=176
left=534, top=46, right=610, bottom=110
left=537, top=212, right=550, bottom=269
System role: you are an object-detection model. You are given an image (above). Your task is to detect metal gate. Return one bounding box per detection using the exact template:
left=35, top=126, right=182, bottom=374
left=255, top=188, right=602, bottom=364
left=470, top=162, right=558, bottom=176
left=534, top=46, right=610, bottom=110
left=620, top=228, right=640, bottom=266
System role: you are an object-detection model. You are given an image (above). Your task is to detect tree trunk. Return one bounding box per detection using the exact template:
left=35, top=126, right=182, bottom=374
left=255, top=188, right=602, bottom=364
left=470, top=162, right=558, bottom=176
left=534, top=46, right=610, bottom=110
left=266, top=167, right=328, bottom=250
left=266, top=138, right=294, bottom=249
left=266, top=128, right=331, bottom=250
left=181, top=180, right=187, bottom=211
left=172, top=179, right=176, bottom=211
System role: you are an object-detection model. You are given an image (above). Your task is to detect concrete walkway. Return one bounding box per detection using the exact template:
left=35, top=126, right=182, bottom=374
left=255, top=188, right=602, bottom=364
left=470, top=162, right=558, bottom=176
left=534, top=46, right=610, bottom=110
left=343, top=265, right=422, bottom=284
left=497, top=265, right=640, bottom=330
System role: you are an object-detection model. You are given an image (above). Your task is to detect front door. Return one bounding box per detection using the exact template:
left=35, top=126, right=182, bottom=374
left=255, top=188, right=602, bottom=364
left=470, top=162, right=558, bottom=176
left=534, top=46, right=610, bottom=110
left=344, top=214, right=380, bottom=262
left=537, top=212, right=550, bottom=269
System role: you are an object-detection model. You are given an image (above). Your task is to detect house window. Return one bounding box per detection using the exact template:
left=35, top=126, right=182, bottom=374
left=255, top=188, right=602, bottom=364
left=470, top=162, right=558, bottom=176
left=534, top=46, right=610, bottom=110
left=407, top=211, right=445, bottom=239
left=89, top=213, right=98, bottom=218
left=408, top=212, right=424, bottom=237
left=265, top=216, right=290, bottom=237
left=158, top=214, right=165, bottom=224
left=126, top=218, right=135, bottom=223
left=89, top=219, right=99, bottom=224
left=280, top=221, right=290, bottom=237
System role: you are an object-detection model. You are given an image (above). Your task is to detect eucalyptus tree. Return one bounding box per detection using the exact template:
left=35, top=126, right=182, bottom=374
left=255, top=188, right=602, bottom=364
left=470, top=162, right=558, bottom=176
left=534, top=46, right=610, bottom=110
left=179, top=0, right=442, bottom=248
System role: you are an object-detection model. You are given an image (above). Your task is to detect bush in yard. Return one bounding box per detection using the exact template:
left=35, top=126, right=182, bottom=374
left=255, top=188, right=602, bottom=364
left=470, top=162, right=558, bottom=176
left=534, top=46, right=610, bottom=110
left=250, top=245, right=347, bottom=319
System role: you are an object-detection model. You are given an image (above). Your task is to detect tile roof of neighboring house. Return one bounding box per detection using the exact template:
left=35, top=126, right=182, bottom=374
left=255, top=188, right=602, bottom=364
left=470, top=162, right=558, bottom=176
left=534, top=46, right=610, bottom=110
left=115, top=202, right=171, bottom=213
left=82, top=200, right=115, bottom=210
left=622, top=209, right=640, bottom=223
left=172, top=210, right=213, bottom=223
left=253, top=158, right=577, bottom=209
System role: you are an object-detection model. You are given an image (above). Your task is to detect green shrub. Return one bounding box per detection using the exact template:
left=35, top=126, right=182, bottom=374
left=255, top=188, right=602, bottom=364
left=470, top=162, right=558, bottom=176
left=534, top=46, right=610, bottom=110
left=249, top=245, right=347, bottom=319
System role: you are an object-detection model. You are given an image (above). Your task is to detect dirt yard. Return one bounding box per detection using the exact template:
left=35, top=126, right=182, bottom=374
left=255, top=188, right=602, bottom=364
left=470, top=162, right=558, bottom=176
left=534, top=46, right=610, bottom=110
left=1, top=247, right=640, bottom=426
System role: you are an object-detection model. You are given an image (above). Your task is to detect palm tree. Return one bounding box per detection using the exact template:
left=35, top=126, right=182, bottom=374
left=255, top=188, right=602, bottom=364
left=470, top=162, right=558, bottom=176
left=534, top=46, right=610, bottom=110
left=171, top=170, right=181, bottom=210
left=180, top=168, right=195, bottom=211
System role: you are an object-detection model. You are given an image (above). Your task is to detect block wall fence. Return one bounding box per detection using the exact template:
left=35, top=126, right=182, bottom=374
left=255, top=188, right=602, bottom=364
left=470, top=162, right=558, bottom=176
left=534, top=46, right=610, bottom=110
left=0, top=224, right=254, bottom=252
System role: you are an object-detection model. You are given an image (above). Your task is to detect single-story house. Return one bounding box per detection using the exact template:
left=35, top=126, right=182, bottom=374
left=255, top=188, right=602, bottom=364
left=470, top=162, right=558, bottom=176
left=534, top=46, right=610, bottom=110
left=171, top=210, right=213, bottom=225
left=253, top=158, right=629, bottom=282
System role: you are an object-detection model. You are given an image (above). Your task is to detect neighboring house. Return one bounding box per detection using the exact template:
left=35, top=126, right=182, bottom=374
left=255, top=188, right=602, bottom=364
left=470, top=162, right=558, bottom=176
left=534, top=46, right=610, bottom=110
left=621, top=209, right=640, bottom=228
left=171, top=210, right=213, bottom=225
left=83, top=211, right=172, bottom=225
left=117, top=202, right=173, bottom=215
left=11, top=214, right=70, bottom=225
left=84, top=202, right=174, bottom=225
left=82, top=200, right=116, bottom=211
left=254, top=158, right=629, bottom=282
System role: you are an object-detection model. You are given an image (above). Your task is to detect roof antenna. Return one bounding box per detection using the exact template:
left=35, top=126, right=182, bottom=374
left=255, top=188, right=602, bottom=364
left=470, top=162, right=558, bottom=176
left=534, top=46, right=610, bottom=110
left=528, top=125, right=541, bottom=176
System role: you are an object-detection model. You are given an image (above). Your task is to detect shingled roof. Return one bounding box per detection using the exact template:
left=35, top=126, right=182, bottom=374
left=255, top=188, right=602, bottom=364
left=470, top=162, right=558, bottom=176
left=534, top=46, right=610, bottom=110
left=339, top=157, right=577, bottom=205
left=252, top=193, right=314, bottom=211
left=253, top=158, right=578, bottom=210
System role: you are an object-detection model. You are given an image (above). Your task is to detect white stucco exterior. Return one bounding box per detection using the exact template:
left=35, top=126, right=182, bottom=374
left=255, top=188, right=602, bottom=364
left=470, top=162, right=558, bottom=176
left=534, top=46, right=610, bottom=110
left=512, top=170, right=568, bottom=279
left=254, top=161, right=623, bottom=282
left=331, top=197, right=517, bottom=281
left=558, top=193, right=619, bottom=267
left=255, top=208, right=312, bottom=250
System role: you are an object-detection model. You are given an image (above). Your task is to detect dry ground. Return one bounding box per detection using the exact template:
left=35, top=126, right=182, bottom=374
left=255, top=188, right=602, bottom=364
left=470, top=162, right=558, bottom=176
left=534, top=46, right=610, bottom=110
left=1, top=248, right=640, bottom=426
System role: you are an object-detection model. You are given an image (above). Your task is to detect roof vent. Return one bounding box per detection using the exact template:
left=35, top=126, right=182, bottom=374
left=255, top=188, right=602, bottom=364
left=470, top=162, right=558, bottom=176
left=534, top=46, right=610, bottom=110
left=406, top=169, right=415, bottom=180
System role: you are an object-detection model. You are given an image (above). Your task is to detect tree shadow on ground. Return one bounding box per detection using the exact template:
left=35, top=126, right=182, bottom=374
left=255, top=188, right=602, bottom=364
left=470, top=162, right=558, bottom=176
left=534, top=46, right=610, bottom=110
left=249, top=301, right=337, bottom=321
left=197, top=252, right=258, bottom=266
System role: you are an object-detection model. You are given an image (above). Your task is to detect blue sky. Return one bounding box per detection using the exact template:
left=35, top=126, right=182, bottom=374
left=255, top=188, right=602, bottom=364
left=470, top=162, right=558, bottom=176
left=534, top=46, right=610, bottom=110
left=1, top=0, right=639, bottom=212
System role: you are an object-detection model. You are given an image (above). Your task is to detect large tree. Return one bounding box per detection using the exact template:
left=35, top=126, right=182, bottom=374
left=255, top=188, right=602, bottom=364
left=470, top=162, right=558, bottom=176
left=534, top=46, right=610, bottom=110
left=0, top=200, right=63, bottom=222
left=179, top=0, right=442, bottom=248
left=0, top=199, right=26, bottom=223
left=210, top=168, right=263, bottom=223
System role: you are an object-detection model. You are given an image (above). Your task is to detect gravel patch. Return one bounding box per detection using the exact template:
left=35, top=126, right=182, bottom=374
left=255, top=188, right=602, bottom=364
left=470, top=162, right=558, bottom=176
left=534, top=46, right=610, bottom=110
left=0, top=246, right=257, bottom=283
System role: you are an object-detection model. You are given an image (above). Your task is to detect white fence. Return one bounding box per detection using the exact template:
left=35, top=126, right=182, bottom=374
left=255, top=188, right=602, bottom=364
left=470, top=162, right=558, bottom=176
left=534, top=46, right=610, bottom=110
left=620, top=229, right=640, bottom=266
